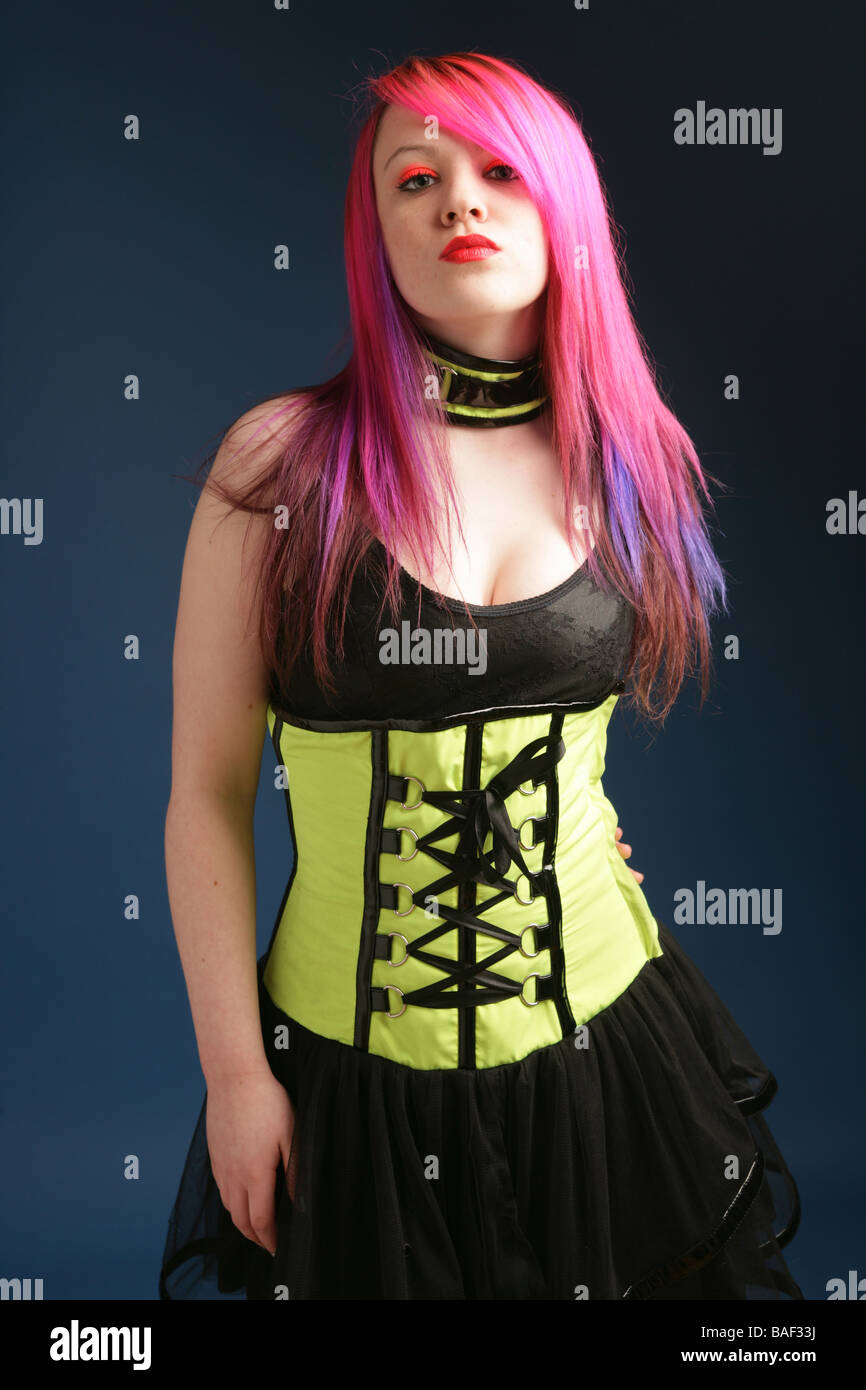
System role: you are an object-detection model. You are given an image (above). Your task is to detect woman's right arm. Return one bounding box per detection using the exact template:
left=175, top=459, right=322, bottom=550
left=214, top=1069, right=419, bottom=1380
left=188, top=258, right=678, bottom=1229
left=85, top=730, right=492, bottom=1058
left=165, top=401, right=296, bottom=1257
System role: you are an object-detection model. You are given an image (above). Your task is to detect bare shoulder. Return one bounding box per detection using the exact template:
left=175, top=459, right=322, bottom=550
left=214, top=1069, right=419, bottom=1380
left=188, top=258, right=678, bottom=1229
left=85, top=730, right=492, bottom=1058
left=169, top=394, right=309, bottom=805
left=195, top=392, right=313, bottom=578
left=206, top=394, right=308, bottom=501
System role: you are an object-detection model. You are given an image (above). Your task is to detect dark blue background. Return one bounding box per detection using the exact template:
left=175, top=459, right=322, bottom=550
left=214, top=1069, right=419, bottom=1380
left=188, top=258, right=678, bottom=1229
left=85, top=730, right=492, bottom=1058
left=2, top=0, right=862, bottom=1300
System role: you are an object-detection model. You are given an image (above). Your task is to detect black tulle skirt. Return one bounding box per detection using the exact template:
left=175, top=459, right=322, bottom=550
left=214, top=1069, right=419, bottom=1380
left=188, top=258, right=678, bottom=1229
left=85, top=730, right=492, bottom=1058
left=158, top=921, right=803, bottom=1300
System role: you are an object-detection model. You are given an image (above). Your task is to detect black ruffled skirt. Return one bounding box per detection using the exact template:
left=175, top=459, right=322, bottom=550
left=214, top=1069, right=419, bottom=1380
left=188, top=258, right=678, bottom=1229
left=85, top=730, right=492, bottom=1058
left=158, top=921, right=803, bottom=1300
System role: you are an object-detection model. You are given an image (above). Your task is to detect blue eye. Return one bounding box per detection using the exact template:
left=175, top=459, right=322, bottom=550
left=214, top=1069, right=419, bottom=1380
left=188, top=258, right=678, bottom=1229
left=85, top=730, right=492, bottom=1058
left=396, top=171, right=436, bottom=192
left=396, top=162, right=520, bottom=192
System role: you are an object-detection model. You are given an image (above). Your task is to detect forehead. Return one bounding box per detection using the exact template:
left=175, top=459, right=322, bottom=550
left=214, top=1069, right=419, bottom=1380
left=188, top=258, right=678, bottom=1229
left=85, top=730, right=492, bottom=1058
left=373, top=103, right=491, bottom=174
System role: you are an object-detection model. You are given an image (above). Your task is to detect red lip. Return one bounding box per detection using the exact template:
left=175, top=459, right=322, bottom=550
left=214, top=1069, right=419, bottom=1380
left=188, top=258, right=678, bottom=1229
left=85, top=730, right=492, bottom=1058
left=440, top=234, right=501, bottom=262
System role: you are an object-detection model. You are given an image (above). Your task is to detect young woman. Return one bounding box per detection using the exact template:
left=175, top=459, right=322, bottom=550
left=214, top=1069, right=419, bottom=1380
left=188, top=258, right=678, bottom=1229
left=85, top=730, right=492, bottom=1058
left=159, top=51, right=802, bottom=1300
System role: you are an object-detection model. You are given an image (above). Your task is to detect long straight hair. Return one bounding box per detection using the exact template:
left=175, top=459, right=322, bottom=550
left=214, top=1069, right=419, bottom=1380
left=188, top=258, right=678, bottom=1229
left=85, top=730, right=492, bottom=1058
left=194, top=50, right=729, bottom=722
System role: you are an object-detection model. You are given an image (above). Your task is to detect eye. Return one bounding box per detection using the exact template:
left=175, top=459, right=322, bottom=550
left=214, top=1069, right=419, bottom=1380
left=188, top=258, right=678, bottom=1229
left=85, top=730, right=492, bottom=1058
left=395, top=166, right=437, bottom=192
left=483, top=162, right=520, bottom=181
left=395, top=161, right=521, bottom=192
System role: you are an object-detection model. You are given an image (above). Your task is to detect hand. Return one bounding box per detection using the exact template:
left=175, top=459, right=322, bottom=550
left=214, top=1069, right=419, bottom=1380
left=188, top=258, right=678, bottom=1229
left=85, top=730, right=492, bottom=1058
left=205, top=1066, right=296, bottom=1258
left=615, top=825, right=644, bottom=883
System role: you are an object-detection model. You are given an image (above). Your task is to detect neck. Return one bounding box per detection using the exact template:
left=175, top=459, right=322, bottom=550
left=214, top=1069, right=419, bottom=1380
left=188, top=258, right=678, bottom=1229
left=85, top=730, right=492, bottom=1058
left=418, top=330, right=549, bottom=429
left=413, top=296, right=546, bottom=361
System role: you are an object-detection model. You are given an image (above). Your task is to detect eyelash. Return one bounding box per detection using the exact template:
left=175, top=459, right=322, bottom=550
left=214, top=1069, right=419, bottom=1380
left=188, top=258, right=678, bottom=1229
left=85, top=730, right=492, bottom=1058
left=395, top=162, right=519, bottom=192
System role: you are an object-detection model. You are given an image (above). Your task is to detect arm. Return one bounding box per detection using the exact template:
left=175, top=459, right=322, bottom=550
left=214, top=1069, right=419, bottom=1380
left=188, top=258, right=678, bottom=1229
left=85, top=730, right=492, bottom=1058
left=165, top=403, right=303, bottom=1254
left=165, top=402, right=284, bottom=1085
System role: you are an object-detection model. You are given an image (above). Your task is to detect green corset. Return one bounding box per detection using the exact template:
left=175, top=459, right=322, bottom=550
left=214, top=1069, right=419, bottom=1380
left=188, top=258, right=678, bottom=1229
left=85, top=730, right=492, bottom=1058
left=262, top=684, right=662, bottom=1070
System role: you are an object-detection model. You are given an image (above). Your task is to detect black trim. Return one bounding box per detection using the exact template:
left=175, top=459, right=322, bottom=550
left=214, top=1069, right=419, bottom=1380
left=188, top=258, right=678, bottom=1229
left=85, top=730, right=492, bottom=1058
left=734, top=1070, right=778, bottom=1116
left=269, top=681, right=626, bottom=735
left=263, top=714, right=299, bottom=961
left=422, top=331, right=541, bottom=375
left=736, top=1070, right=803, bottom=1253
left=760, top=1187, right=802, bottom=1256
left=542, top=711, right=576, bottom=1038
left=355, top=729, right=389, bottom=1051
left=621, top=1148, right=766, bottom=1299
left=460, top=722, right=483, bottom=1067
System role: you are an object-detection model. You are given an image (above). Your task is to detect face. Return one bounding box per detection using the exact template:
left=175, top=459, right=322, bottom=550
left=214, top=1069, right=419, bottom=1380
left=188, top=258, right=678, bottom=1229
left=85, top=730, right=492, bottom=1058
left=372, top=103, right=549, bottom=358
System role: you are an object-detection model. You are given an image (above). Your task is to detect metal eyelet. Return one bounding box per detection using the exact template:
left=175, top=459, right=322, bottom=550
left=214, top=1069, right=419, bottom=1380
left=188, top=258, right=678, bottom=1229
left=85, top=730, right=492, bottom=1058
left=383, top=984, right=406, bottom=1018
left=395, top=826, right=418, bottom=861
left=387, top=931, right=409, bottom=966
left=518, top=815, right=543, bottom=851
left=514, top=874, right=535, bottom=906
left=519, top=924, right=542, bottom=959
left=517, top=780, right=538, bottom=797
left=390, top=882, right=416, bottom=917
left=520, top=973, right=542, bottom=1007
left=400, top=776, right=425, bottom=810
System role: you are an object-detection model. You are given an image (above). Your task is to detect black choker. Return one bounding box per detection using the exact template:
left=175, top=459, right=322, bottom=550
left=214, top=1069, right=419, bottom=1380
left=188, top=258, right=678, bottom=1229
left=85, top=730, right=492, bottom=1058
left=419, top=333, right=549, bottom=428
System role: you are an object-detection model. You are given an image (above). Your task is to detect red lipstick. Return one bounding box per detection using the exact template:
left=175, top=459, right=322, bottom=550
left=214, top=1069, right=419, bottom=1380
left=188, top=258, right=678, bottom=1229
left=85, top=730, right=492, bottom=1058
left=440, top=234, right=501, bottom=263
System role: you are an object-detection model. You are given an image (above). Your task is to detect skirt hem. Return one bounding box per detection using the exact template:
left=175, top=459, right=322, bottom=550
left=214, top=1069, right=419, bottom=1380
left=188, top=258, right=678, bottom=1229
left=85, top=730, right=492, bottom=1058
left=159, top=920, right=804, bottom=1301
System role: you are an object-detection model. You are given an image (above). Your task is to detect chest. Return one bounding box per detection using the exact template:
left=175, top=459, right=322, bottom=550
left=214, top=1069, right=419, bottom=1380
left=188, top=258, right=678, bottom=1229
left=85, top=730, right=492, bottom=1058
left=390, top=433, right=593, bottom=608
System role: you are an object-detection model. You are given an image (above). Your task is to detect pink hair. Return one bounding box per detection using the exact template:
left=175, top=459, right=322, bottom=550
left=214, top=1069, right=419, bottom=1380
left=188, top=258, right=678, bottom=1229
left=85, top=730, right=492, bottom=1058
left=194, top=50, right=729, bottom=721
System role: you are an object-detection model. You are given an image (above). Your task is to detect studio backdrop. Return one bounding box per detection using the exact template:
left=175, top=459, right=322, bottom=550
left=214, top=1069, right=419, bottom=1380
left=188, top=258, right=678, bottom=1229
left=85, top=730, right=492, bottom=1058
left=1, top=0, right=862, bottom=1301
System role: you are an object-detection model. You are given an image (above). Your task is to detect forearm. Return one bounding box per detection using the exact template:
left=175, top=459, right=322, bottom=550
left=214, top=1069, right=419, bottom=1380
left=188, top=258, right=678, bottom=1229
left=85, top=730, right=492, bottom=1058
left=164, top=792, right=269, bottom=1086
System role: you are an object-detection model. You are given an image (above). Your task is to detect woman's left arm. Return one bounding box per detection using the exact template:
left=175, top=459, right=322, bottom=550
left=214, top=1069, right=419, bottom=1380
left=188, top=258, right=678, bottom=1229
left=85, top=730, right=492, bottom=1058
left=615, top=826, right=644, bottom=883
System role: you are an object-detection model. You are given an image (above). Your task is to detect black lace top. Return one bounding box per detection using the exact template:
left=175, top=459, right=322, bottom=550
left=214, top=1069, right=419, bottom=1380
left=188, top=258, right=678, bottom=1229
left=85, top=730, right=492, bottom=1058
left=269, top=537, right=635, bottom=723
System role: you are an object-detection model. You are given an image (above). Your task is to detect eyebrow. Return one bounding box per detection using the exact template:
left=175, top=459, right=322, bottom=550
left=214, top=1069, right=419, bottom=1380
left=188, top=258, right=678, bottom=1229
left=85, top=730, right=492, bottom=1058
left=382, top=143, right=436, bottom=171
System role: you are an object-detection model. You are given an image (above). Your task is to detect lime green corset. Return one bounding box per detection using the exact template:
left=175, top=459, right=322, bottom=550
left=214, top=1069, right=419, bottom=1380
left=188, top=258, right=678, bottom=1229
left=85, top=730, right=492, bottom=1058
left=262, top=684, right=663, bottom=1070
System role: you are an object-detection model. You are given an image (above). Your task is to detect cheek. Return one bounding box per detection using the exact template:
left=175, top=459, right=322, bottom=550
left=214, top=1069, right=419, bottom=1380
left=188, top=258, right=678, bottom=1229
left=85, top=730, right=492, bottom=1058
left=382, top=233, right=409, bottom=280
left=523, top=215, right=549, bottom=278
left=386, top=225, right=429, bottom=283
left=512, top=222, right=547, bottom=274
left=376, top=212, right=408, bottom=279
left=381, top=233, right=424, bottom=301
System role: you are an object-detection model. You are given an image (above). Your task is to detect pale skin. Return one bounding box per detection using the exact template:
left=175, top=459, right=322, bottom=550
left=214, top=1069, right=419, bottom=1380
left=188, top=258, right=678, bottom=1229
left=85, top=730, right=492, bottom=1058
left=165, top=102, right=642, bottom=1259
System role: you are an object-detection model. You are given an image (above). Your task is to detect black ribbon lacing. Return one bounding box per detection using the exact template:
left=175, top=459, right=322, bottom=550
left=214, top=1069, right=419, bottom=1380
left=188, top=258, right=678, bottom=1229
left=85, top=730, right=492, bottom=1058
left=372, top=732, right=567, bottom=1014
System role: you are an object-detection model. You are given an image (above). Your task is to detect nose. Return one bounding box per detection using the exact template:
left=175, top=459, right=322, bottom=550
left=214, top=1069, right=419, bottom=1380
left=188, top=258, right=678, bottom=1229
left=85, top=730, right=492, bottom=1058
left=444, top=199, right=485, bottom=224
left=441, top=169, right=488, bottom=226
